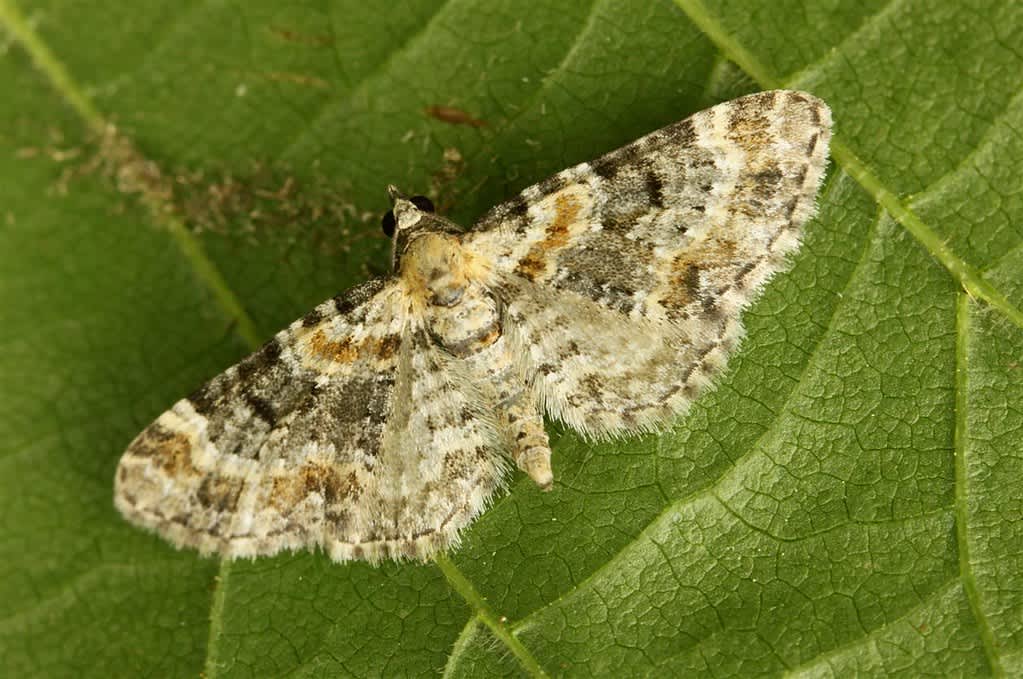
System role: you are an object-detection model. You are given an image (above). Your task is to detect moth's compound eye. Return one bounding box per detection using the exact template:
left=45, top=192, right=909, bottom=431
left=410, top=195, right=435, bottom=213
left=381, top=210, right=397, bottom=237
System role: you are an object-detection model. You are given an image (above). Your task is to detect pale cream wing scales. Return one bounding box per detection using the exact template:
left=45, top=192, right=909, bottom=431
left=502, top=276, right=729, bottom=437
left=114, top=279, right=506, bottom=562
left=468, top=90, right=832, bottom=435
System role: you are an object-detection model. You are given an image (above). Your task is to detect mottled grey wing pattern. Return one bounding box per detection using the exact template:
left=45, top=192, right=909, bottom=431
left=469, top=90, right=832, bottom=436
left=115, top=279, right=505, bottom=562
left=115, top=89, right=832, bottom=563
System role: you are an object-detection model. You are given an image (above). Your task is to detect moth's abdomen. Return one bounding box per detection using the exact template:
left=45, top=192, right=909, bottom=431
left=426, top=283, right=554, bottom=489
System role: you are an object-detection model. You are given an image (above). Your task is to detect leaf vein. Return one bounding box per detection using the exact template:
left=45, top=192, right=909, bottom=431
left=452, top=0, right=613, bottom=199
left=434, top=554, right=550, bottom=678
left=781, top=578, right=964, bottom=677
left=0, top=1, right=264, bottom=347
left=441, top=615, right=484, bottom=679
left=954, top=293, right=1007, bottom=677
left=0, top=563, right=138, bottom=629
left=909, top=85, right=1023, bottom=216
left=272, top=0, right=456, bottom=162
left=512, top=196, right=895, bottom=628
left=0, top=4, right=268, bottom=677
left=782, top=0, right=906, bottom=90
left=671, top=0, right=1023, bottom=332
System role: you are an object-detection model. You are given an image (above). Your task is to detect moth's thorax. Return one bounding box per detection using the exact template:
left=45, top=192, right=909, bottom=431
left=399, top=232, right=467, bottom=307
left=389, top=202, right=463, bottom=270
left=397, top=232, right=502, bottom=356
left=399, top=232, right=491, bottom=307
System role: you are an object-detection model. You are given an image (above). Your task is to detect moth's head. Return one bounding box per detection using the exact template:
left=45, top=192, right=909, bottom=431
left=383, top=185, right=461, bottom=270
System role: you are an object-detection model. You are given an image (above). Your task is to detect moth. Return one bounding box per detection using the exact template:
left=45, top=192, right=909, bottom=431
left=115, top=90, right=832, bottom=562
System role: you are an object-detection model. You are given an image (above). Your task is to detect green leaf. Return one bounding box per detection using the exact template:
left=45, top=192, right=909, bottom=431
left=2, top=0, right=1021, bottom=676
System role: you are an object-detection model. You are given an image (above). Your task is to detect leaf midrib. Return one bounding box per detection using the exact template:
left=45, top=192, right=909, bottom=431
left=3, top=0, right=1018, bottom=675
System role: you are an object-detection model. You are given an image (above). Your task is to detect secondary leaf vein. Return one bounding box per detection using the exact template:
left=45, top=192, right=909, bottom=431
left=434, top=554, right=550, bottom=678
left=671, top=0, right=1023, bottom=332
left=0, top=1, right=264, bottom=348
left=953, top=293, right=1006, bottom=677
left=0, top=4, right=265, bottom=677
left=511, top=174, right=872, bottom=627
